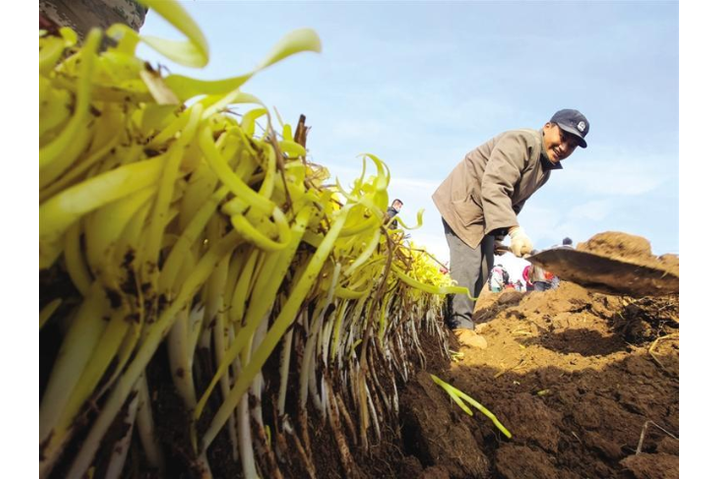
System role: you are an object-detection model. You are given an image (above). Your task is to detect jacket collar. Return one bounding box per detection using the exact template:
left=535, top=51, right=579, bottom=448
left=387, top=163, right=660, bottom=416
left=540, top=129, right=563, bottom=171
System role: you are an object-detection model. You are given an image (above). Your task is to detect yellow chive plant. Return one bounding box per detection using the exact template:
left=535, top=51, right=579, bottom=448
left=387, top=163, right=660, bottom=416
left=40, top=1, right=475, bottom=477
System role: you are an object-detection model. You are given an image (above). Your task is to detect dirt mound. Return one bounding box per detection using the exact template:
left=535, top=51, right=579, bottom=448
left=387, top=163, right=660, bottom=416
left=578, top=231, right=653, bottom=259
left=577, top=231, right=679, bottom=277
left=399, top=281, right=679, bottom=478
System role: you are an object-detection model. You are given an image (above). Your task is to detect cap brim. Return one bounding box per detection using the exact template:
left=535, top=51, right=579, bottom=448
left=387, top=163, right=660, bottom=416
left=557, top=123, right=588, bottom=148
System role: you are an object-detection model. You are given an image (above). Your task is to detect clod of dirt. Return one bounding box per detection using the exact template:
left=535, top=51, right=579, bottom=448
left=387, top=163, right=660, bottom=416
left=419, top=465, right=451, bottom=479
left=578, top=232, right=653, bottom=260
left=582, top=430, right=624, bottom=461
left=519, top=282, right=594, bottom=317
left=656, top=436, right=679, bottom=455
left=400, top=372, right=490, bottom=478
left=620, top=453, right=679, bottom=479
left=500, top=393, right=562, bottom=453
left=577, top=231, right=678, bottom=277
left=497, top=290, right=524, bottom=305
left=399, top=455, right=424, bottom=478
left=658, top=253, right=679, bottom=271
left=495, top=445, right=568, bottom=479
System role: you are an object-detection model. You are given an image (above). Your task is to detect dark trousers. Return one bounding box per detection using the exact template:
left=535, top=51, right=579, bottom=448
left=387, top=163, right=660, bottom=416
left=442, top=219, right=495, bottom=330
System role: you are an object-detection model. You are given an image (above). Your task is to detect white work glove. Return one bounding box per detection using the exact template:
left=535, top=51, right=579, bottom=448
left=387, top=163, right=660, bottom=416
left=509, top=226, right=533, bottom=257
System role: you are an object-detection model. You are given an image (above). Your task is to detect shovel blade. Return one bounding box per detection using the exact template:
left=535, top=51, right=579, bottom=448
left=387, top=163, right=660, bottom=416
left=526, top=248, right=678, bottom=297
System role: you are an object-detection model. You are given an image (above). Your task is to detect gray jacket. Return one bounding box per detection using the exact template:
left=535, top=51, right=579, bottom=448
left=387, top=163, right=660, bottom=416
left=432, top=129, right=560, bottom=249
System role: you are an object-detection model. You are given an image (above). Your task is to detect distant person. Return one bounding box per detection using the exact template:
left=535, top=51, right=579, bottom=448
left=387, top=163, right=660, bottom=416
left=489, top=264, right=510, bottom=293
left=386, top=198, right=403, bottom=229
left=432, top=109, right=590, bottom=347
left=552, top=276, right=560, bottom=289
left=547, top=270, right=560, bottom=290
left=529, top=263, right=552, bottom=292
left=522, top=264, right=535, bottom=291
left=561, top=237, right=574, bottom=248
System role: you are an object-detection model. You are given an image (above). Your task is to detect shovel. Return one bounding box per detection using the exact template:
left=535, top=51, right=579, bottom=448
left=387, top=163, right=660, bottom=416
left=524, top=247, right=678, bottom=297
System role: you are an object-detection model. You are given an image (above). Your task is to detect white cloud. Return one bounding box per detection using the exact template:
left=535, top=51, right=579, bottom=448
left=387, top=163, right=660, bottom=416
left=567, top=200, right=613, bottom=222
left=553, top=151, right=674, bottom=196
left=330, top=118, right=384, bottom=141
left=390, top=177, right=440, bottom=191
left=515, top=204, right=564, bottom=245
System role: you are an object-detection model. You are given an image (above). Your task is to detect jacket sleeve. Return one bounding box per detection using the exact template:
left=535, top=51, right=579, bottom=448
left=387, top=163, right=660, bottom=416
left=480, top=133, right=530, bottom=234
left=512, top=199, right=527, bottom=216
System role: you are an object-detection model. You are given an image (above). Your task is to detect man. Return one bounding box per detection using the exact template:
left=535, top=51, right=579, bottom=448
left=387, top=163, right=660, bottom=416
left=386, top=198, right=403, bottom=230
left=432, top=109, right=589, bottom=347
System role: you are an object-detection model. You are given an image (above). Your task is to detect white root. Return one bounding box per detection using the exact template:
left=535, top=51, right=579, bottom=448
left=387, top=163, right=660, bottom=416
left=239, top=392, right=259, bottom=479
left=249, top=312, right=282, bottom=477
left=365, top=381, right=382, bottom=444
left=214, top=308, right=239, bottom=461
left=326, top=380, right=355, bottom=477
left=135, top=373, right=165, bottom=473
left=277, top=328, right=294, bottom=416
left=104, top=384, right=141, bottom=479
left=40, top=283, right=109, bottom=479
left=167, top=307, right=197, bottom=409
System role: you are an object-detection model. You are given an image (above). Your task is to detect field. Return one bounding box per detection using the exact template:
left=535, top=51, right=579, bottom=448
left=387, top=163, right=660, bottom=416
left=398, top=282, right=679, bottom=479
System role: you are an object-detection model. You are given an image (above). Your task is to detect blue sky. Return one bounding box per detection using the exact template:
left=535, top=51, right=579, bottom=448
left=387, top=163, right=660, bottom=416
left=137, top=1, right=679, bottom=261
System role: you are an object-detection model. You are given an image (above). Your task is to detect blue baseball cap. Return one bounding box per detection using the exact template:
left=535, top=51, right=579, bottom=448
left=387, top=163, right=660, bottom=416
left=550, top=109, right=589, bottom=148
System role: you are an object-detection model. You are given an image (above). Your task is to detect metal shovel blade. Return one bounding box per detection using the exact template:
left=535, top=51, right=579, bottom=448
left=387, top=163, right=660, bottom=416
left=525, top=248, right=678, bottom=297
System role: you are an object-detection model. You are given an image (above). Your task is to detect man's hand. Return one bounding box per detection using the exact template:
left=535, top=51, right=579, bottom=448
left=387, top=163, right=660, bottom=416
left=509, top=226, right=533, bottom=257
left=494, top=239, right=509, bottom=255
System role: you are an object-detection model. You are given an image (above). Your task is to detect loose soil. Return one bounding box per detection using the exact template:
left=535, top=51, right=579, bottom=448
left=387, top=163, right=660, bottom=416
left=393, top=232, right=679, bottom=478
left=396, top=283, right=678, bottom=478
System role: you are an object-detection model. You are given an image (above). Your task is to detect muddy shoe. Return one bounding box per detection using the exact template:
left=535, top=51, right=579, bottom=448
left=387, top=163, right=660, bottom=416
left=454, top=328, right=488, bottom=350
left=474, top=322, right=489, bottom=334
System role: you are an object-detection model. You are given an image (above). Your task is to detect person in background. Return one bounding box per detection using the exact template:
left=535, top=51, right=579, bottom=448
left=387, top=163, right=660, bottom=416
left=432, top=109, right=590, bottom=347
left=522, top=264, right=535, bottom=291
left=529, top=262, right=552, bottom=292
left=489, top=263, right=510, bottom=293
left=386, top=198, right=403, bottom=230
left=561, top=237, right=574, bottom=248
left=547, top=270, right=560, bottom=290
